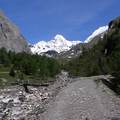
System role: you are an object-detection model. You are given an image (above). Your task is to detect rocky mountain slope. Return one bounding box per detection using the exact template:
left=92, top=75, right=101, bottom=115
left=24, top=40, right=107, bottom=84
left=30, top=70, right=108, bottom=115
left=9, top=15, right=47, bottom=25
left=0, top=11, right=30, bottom=53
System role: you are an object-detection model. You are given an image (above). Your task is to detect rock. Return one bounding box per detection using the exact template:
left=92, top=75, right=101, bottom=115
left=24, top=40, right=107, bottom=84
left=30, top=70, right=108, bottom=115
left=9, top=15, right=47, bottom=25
left=108, top=16, right=120, bottom=29
left=18, top=94, right=26, bottom=102
left=0, top=11, right=30, bottom=53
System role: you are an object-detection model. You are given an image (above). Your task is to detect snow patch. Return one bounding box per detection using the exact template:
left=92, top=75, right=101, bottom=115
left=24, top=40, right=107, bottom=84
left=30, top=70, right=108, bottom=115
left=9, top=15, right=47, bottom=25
left=84, top=26, right=108, bottom=43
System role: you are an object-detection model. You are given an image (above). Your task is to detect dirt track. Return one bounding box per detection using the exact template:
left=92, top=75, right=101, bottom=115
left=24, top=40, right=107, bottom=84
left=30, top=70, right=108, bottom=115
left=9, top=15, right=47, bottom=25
left=42, top=76, right=120, bottom=120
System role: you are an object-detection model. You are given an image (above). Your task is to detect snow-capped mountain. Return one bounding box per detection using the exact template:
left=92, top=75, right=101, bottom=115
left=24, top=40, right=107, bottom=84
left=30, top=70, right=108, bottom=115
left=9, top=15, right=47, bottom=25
left=84, top=26, right=108, bottom=43
left=30, top=34, right=82, bottom=54
left=58, top=25, right=109, bottom=59
left=30, top=26, right=108, bottom=55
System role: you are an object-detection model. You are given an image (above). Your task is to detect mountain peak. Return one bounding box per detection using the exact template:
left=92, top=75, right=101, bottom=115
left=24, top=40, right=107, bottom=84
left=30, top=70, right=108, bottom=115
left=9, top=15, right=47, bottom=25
left=30, top=35, right=81, bottom=54
left=54, top=34, right=66, bottom=41
left=0, top=11, right=30, bottom=53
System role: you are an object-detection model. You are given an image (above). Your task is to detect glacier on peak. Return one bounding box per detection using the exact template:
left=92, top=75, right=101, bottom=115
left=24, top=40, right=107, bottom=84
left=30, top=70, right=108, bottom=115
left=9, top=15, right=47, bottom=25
left=84, top=26, right=108, bottom=43
left=30, top=34, right=81, bottom=54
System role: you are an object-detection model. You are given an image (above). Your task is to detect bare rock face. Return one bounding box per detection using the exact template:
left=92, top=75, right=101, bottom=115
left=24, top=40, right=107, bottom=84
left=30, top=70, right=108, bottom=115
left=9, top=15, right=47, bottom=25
left=0, top=11, right=30, bottom=53
left=108, top=16, right=120, bottom=29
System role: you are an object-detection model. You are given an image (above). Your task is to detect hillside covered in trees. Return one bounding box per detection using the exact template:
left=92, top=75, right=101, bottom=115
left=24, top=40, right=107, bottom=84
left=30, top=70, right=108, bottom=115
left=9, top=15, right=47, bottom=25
left=64, top=17, right=120, bottom=77
left=0, top=48, right=61, bottom=86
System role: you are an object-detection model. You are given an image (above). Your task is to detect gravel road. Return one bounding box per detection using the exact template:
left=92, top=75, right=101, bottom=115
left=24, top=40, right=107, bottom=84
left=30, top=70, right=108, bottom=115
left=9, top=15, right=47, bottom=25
left=42, top=76, right=120, bottom=120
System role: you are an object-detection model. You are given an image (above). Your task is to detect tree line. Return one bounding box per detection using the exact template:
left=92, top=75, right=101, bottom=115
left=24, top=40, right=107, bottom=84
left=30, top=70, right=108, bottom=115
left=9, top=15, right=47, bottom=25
left=0, top=48, right=61, bottom=80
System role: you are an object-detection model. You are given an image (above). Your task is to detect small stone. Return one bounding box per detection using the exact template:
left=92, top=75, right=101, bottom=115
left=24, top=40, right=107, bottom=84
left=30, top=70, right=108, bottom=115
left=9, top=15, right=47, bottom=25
left=18, top=95, right=26, bottom=102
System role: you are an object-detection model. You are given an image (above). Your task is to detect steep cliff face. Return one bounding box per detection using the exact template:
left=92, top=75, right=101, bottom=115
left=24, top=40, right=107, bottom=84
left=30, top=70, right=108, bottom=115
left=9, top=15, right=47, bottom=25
left=0, top=11, right=30, bottom=53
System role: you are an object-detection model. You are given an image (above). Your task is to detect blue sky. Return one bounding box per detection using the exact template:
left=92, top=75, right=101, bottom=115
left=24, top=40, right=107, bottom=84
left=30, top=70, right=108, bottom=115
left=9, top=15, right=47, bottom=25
left=0, top=0, right=119, bottom=44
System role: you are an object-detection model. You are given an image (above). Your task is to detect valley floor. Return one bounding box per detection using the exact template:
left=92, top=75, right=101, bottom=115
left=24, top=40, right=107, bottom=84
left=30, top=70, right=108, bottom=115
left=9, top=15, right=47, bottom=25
left=0, top=73, right=120, bottom=120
